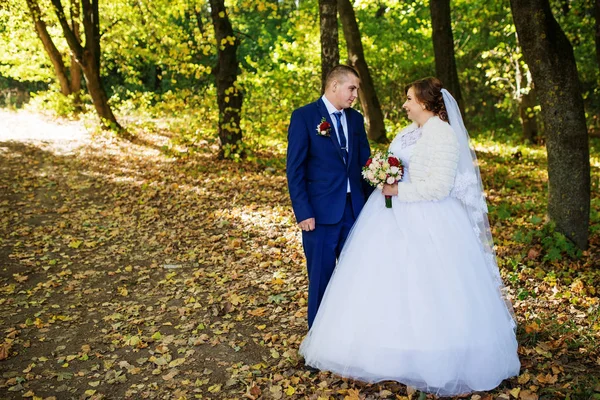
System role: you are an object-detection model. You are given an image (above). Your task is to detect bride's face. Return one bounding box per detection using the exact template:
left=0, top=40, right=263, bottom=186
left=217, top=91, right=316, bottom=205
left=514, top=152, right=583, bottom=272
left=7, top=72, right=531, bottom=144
left=402, top=87, right=425, bottom=122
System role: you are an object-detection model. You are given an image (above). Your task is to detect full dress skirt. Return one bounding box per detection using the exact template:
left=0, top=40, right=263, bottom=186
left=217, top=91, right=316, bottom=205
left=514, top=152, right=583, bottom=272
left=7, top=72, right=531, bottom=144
left=299, top=131, right=520, bottom=396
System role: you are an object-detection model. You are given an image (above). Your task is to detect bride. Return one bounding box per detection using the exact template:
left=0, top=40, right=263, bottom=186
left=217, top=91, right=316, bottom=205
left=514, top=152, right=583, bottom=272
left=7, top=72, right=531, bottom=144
left=299, top=77, right=520, bottom=396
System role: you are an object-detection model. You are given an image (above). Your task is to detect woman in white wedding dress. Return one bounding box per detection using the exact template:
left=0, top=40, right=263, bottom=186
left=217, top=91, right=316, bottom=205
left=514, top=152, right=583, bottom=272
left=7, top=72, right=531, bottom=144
left=299, top=77, right=520, bottom=396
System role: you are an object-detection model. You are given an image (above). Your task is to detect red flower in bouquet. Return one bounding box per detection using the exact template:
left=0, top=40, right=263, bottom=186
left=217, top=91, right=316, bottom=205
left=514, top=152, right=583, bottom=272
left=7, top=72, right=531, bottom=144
left=388, top=157, right=400, bottom=167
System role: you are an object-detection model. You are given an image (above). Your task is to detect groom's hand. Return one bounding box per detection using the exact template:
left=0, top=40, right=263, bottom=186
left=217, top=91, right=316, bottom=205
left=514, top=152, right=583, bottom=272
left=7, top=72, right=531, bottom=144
left=298, top=218, right=316, bottom=231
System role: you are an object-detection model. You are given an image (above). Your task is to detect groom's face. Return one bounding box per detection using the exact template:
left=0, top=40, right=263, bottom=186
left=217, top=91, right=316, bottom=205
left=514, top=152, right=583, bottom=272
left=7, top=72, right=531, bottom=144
left=331, top=74, right=360, bottom=110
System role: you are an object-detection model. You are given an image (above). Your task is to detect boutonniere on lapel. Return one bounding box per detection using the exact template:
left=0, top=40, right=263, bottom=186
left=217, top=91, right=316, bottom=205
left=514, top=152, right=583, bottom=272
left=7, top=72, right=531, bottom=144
left=316, top=117, right=331, bottom=137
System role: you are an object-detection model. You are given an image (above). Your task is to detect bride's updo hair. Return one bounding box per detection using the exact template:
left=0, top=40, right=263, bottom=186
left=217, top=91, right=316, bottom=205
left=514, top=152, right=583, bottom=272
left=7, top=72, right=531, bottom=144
left=405, top=77, right=449, bottom=122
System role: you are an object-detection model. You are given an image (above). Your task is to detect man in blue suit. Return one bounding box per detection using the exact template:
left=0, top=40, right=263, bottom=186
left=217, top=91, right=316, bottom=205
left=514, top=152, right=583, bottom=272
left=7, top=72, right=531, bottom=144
left=286, top=65, right=372, bottom=328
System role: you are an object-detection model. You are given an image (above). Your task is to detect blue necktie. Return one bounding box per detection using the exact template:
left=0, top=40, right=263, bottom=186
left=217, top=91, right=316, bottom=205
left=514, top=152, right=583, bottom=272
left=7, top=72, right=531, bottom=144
left=333, top=111, right=348, bottom=163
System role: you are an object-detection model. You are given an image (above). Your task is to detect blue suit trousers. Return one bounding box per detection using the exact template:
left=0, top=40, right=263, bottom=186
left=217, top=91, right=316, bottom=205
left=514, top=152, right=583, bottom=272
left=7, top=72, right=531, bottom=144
left=302, top=195, right=355, bottom=328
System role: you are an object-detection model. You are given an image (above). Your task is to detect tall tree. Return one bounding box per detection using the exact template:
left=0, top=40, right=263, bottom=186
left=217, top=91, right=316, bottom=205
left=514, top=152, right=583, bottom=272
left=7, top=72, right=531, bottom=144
left=25, top=0, right=72, bottom=96
left=510, top=0, right=590, bottom=249
left=338, top=0, right=387, bottom=143
left=517, top=83, right=538, bottom=143
left=319, top=0, right=339, bottom=93
left=514, top=46, right=539, bottom=143
left=49, top=0, right=122, bottom=131
left=209, top=0, right=243, bottom=159
left=68, top=0, right=82, bottom=96
left=277, top=0, right=297, bottom=17
left=596, top=0, right=600, bottom=70
left=430, top=0, right=462, bottom=108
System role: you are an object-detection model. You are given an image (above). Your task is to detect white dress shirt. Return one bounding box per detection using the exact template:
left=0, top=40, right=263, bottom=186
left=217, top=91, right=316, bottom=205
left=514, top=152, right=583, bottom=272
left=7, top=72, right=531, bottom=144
left=322, top=95, right=351, bottom=193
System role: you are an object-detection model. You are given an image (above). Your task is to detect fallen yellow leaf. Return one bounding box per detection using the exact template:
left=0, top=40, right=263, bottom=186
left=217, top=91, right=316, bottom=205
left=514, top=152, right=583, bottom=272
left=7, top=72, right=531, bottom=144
left=518, top=372, right=531, bottom=384
left=208, top=383, right=222, bottom=393
left=285, top=386, right=296, bottom=396
left=525, top=322, right=541, bottom=333
left=344, top=388, right=361, bottom=400
left=520, top=390, right=538, bottom=400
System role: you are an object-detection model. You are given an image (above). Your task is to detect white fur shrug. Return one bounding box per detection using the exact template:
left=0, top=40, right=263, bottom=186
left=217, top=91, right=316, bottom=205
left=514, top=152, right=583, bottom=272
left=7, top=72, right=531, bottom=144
left=396, top=116, right=459, bottom=202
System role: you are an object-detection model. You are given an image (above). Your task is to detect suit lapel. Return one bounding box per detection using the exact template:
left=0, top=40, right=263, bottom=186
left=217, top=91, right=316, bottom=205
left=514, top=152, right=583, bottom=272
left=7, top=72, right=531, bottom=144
left=316, top=99, right=345, bottom=163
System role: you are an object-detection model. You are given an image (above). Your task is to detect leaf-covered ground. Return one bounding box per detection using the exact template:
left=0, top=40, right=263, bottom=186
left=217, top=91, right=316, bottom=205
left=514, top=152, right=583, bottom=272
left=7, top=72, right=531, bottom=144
left=1, top=110, right=599, bottom=400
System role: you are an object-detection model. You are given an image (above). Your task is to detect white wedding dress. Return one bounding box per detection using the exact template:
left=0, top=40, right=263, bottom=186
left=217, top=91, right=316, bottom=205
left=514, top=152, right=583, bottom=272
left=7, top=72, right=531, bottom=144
left=299, top=126, right=520, bottom=396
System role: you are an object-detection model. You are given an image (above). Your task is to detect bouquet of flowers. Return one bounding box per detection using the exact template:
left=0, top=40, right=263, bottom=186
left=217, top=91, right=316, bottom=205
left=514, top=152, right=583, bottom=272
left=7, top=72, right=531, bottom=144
left=362, top=151, right=404, bottom=208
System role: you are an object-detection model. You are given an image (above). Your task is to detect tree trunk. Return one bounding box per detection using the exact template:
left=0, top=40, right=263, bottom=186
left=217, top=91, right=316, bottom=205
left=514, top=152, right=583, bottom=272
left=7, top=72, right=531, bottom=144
left=510, top=0, right=590, bottom=249
left=81, top=54, right=120, bottom=129
left=69, top=54, right=83, bottom=94
left=560, top=0, right=570, bottom=16
left=519, top=87, right=538, bottom=143
left=50, top=0, right=123, bottom=131
left=209, top=0, right=244, bottom=159
left=69, top=0, right=82, bottom=95
left=430, top=0, right=462, bottom=109
left=277, top=0, right=296, bottom=17
left=193, top=4, right=206, bottom=35
left=338, top=0, right=387, bottom=143
left=154, top=65, right=162, bottom=91
left=514, top=51, right=539, bottom=143
left=319, top=0, right=339, bottom=94
left=596, top=0, right=600, bottom=70
left=25, top=0, right=72, bottom=96
left=68, top=0, right=82, bottom=112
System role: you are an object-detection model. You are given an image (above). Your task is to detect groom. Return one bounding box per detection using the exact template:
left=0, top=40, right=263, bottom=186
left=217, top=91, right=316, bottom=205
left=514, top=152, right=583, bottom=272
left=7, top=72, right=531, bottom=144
left=286, top=65, right=372, bottom=328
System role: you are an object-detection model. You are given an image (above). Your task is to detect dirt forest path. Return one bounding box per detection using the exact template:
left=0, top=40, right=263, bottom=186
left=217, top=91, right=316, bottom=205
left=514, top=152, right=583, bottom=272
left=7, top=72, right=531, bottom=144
left=0, top=109, right=340, bottom=399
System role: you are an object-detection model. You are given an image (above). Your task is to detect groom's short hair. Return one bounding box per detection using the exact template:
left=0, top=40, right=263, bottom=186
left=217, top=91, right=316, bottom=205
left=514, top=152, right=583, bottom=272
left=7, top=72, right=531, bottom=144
left=325, top=65, right=360, bottom=89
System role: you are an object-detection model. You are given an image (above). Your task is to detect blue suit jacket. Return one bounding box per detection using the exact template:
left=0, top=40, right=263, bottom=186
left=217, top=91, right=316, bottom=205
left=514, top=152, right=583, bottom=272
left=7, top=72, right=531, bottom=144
left=286, top=98, right=372, bottom=225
